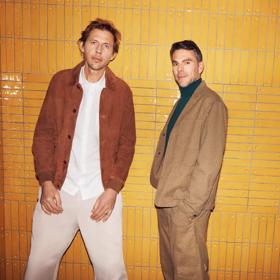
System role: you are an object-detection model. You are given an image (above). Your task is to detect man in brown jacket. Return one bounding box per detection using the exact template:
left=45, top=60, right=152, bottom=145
left=24, top=19, right=135, bottom=280
left=150, top=40, right=228, bottom=279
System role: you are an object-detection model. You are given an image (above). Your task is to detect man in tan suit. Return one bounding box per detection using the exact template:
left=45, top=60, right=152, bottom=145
left=150, top=40, right=228, bottom=280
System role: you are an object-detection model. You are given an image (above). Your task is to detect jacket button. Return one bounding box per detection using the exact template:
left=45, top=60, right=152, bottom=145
left=73, top=109, right=77, bottom=113
left=189, top=214, right=197, bottom=221
left=63, top=160, right=67, bottom=164
left=67, top=135, right=71, bottom=139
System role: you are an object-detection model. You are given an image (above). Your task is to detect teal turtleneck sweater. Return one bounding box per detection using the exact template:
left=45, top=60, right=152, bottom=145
left=164, top=78, right=202, bottom=153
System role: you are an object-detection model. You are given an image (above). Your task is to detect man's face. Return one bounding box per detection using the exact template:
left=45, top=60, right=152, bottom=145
left=171, top=49, right=203, bottom=87
left=79, top=28, right=117, bottom=72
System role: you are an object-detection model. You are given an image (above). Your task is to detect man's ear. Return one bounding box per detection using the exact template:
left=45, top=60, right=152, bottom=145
left=198, top=61, right=204, bottom=75
left=79, top=41, right=85, bottom=54
left=110, top=52, right=117, bottom=62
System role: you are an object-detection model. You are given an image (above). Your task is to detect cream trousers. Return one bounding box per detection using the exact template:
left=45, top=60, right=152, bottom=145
left=24, top=189, right=127, bottom=280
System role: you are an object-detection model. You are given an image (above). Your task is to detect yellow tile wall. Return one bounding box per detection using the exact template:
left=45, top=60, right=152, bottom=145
left=1, top=0, right=280, bottom=279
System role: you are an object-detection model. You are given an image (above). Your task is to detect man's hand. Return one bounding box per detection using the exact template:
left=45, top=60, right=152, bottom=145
left=40, top=181, right=63, bottom=215
left=91, top=188, right=117, bottom=222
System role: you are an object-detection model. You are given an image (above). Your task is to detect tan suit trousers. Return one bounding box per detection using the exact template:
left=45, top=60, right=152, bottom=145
left=157, top=202, right=211, bottom=280
left=24, top=189, right=127, bottom=280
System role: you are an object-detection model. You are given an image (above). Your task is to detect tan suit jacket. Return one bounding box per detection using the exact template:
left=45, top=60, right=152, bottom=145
left=150, top=81, right=228, bottom=217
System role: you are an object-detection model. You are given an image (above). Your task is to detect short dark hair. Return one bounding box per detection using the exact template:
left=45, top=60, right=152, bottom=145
left=78, top=18, right=121, bottom=53
left=170, top=40, right=203, bottom=62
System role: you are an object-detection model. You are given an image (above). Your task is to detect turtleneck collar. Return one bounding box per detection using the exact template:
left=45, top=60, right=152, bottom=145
left=179, top=78, right=202, bottom=98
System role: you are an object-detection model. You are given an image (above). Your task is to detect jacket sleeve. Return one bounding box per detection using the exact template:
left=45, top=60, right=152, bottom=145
left=184, top=100, right=228, bottom=217
left=107, top=88, right=136, bottom=192
left=32, top=75, right=58, bottom=185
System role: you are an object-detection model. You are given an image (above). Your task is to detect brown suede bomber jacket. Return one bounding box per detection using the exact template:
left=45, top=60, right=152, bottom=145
left=32, top=62, right=136, bottom=193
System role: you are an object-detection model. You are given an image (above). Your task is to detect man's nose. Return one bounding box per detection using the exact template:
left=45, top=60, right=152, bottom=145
left=96, top=44, right=102, bottom=54
left=177, top=64, right=184, bottom=72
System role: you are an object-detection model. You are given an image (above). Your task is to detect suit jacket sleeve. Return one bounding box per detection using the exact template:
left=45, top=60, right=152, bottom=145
left=185, top=100, right=228, bottom=216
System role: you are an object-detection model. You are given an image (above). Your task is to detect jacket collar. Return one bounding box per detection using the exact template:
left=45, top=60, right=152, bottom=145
left=162, top=81, right=208, bottom=133
left=182, top=80, right=207, bottom=112
left=71, top=61, right=117, bottom=90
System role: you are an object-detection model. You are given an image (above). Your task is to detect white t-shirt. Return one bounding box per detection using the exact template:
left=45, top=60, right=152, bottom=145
left=62, top=66, right=105, bottom=199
